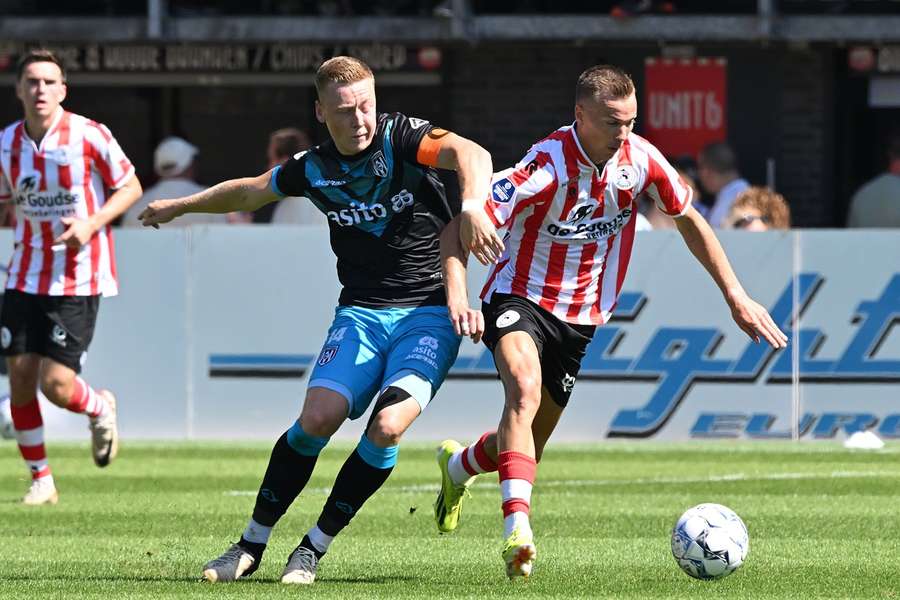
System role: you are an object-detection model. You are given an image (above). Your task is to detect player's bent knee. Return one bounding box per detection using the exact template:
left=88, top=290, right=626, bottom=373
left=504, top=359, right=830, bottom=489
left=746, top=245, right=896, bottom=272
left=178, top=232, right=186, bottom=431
left=367, top=412, right=407, bottom=447
left=299, top=387, right=349, bottom=437
left=505, top=375, right=542, bottom=414
left=297, top=409, right=340, bottom=438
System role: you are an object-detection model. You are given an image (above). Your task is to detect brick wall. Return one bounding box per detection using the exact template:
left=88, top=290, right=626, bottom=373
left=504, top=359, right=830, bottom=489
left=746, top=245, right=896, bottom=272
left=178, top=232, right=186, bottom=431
left=445, top=42, right=836, bottom=227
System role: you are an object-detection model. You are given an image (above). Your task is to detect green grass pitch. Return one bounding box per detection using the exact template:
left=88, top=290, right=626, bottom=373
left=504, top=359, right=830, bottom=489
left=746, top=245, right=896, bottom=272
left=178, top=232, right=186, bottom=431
left=2, top=440, right=899, bottom=598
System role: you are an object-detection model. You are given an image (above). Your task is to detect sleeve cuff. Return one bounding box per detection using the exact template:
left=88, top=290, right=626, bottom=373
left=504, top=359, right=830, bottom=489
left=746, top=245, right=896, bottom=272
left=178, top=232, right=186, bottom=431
left=270, top=165, right=285, bottom=197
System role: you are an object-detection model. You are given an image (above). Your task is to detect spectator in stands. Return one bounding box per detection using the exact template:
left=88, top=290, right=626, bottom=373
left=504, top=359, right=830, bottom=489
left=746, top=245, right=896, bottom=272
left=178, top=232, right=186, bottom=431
left=265, top=128, right=327, bottom=225
left=847, top=135, right=900, bottom=228
left=697, top=141, right=749, bottom=228
left=723, top=186, right=791, bottom=231
left=122, top=137, right=227, bottom=227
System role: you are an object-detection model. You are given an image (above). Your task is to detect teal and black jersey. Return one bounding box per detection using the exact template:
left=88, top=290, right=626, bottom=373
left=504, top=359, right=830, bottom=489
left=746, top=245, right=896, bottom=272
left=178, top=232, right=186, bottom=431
left=272, top=112, right=458, bottom=309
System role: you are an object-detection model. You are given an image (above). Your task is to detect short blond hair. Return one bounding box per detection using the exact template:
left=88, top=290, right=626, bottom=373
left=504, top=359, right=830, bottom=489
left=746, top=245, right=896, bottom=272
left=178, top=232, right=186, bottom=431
left=315, top=56, right=374, bottom=97
left=729, top=186, right=791, bottom=229
left=576, top=65, right=635, bottom=103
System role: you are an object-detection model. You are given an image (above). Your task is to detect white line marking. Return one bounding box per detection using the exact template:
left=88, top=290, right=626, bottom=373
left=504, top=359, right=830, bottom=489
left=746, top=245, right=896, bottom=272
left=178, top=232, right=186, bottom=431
left=224, top=470, right=900, bottom=496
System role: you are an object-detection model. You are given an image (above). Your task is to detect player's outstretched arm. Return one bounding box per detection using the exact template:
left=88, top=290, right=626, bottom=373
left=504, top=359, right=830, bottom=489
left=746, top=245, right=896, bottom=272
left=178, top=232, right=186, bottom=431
left=429, top=131, right=503, bottom=265
left=674, top=206, right=788, bottom=348
left=440, top=215, right=484, bottom=343
left=138, top=170, right=278, bottom=228
left=55, top=174, right=143, bottom=248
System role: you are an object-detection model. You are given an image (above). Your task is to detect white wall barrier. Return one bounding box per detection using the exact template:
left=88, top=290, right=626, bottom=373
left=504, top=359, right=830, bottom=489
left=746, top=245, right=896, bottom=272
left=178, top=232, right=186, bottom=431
left=2, top=227, right=898, bottom=441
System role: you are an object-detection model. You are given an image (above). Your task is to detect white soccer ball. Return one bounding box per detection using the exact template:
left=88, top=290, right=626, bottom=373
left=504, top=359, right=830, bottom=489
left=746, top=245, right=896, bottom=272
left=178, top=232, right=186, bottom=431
left=0, top=394, right=15, bottom=440
left=671, top=503, right=749, bottom=580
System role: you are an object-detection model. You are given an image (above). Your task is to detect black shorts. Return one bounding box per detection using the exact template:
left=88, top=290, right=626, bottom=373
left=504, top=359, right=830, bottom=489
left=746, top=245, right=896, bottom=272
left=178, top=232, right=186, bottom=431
left=0, top=289, right=100, bottom=373
left=481, top=293, right=595, bottom=408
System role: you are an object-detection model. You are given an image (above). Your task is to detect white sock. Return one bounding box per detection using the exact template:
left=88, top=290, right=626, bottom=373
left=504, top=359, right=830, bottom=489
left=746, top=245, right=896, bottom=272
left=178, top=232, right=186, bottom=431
left=306, top=525, right=334, bottom=554
left=85, top=390, right=108, bottom=419
left=504, top=511, right=532, bottom=539
left=447, top=450, right=473, bottom=485
left=242, top=518, right=273, bottom=545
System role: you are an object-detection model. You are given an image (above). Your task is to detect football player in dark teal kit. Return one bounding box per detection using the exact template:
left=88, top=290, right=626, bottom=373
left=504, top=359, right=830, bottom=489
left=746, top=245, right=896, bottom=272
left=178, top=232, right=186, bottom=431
left=139, top=56, right=501, bottom=585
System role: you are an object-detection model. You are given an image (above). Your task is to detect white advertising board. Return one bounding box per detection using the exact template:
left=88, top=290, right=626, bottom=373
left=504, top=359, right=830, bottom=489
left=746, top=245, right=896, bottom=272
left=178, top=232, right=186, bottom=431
left=2, top=228, right=897, bottom=441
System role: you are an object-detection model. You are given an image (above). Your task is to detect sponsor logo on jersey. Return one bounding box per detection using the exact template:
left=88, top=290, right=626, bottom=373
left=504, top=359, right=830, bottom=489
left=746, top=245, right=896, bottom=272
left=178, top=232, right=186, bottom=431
left=561, top=373, right=577, bottom=393
left=326, top=190, right=415, bottom=228
left=19, top=174, right=38, bottom=192
left=369, top=150, right=389, bottom=178
left=1, top=327, right=10, bottom=349
left=312, top=178, right=351, bottom=187
left=567, top=203, right=596, bottom=224
left=408, top=117, right=429, bottom=129
left=547, top=208, right=632, bottom=240
left=614, top=165, right=638, bottom=191
left=496, top=310, right=520, bottom=328
left=15, top=171, right=78, bottom=213
left=491, top=178, right=516, bottom=204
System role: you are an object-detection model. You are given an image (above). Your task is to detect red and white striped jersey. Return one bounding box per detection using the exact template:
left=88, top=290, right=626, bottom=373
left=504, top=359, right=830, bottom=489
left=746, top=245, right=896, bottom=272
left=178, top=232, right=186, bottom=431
left=0, top=109, right=134, bottom=297
left=480, top=125, right=691, bottom=326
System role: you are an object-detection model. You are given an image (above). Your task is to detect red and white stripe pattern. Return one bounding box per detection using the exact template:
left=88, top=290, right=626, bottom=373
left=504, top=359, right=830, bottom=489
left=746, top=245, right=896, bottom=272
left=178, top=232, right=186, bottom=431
left=0, top=108, right=134, bottom=297
left=480, top=126, right=692, bottom=326
left=448, top=431, right=498, bottom=483
left=10, top=397, right=51, bottom=480
left=498, top=451, right=536, bottom=534
left=66, top=376, right=106, bottom=418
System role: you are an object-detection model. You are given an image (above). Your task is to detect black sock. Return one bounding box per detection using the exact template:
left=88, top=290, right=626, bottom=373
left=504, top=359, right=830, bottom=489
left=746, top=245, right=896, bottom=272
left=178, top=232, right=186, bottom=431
left=316, top=449, right=393, bottom=537
left=237, top=537, right=267, bottom=558
left=250, top=431, right=319, bottom=528
left=299, top=534, right=325, bottom=559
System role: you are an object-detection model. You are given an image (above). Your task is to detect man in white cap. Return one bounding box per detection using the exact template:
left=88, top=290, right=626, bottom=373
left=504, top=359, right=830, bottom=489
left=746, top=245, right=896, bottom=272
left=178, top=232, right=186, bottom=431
left=122, top=137, right=228, bottom=227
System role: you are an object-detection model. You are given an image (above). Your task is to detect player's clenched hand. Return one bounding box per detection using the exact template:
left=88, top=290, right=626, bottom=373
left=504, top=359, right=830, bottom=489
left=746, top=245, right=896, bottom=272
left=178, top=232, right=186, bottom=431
left=448, top=299, right=485, bottom=343
left=138, top=199, right=183, bottom=229
left=54, top=217, right=96, bottom=248
left=459, top=209, right=504, bottom=265
left=729, top=292, right=788, bottom=349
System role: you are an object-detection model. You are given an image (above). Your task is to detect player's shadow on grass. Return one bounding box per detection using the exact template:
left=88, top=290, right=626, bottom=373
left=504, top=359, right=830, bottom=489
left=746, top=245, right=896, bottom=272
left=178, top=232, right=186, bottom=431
left=2, top=575, right=201, bottom=584
left=319, top=575, right=419, bottom=585
left=193, top=575, right=420, bottom=585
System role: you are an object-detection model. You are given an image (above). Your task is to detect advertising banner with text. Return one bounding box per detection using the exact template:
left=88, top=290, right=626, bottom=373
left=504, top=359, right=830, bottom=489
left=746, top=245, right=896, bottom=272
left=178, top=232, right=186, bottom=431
left=643, top=57, right=727, bottom=158
left=1, top=228, right=897, bottom=442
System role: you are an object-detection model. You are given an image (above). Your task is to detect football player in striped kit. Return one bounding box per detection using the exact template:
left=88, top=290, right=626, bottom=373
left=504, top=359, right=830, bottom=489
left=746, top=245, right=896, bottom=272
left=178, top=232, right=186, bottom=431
left=435, top=64, right=787, bottom=579
left=139, top=56, right=499, bottom=585
left=0, top=49, right=142, bottom=505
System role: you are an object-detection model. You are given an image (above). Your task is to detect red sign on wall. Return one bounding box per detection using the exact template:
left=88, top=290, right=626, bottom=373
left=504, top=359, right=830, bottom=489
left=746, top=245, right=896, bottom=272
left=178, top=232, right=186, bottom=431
left=643, top=57, right=727, bottom=158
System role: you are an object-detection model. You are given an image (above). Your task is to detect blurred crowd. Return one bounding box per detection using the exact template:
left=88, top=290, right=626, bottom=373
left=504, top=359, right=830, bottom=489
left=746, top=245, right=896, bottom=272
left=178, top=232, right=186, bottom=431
left=109, top=129, right=900, bottom=231
left=3, top=125, right=898, bottom=231
left=636, top=134, right=900, bottom=233
left=118, top=128, right=325, bottom=228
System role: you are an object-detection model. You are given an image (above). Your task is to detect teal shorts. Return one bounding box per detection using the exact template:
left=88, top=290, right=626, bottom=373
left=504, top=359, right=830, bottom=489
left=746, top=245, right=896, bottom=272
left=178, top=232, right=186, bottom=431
left=308, top=305, right=460, bottom=419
